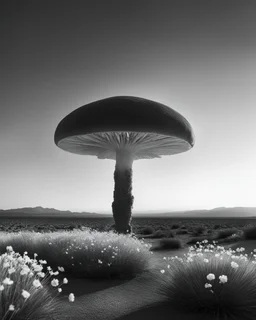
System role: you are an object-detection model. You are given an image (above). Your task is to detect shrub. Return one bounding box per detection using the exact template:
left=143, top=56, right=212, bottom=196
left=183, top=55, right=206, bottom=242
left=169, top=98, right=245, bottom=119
left=0, top=230, right=152, bottom=279
left=187, top=236, right=214, bottom=245
left=243, top=226, right=256, bottom=240
left=158, top=241, right=256, bottom=319
left=140, top=226, right=155, bottom=235
left=176, top=230, right=188, bottom=235
left=216, top=228, right=239, bottom=240
left=216, top=233, right=243, bottom=244
left=145, top=230, right=174, bottom=239
left=213, top=224, right=221, bottom=229
left=180, top=225, right=187, bottom=229
left=192, top=226, right=205, bottom=236
left=153, top=238, right=182, bottom=250
left=171, top=224, right=180, bottom=230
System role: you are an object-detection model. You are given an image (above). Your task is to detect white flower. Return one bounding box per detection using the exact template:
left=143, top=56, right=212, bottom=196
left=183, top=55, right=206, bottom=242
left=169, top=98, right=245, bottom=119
left=33, top=265, right=43, bottom=272
left=58, top=266, right=65, bottom=272
left=160, top=269, right=165, bottom=274
left=58, top=288, right=62, bottom=292
left=203, top=259, right=209, bottom=263
left=0, top=285, right=4, bottom=291
left=17, top=256, right=24, bottom=263
left=68, top=293, right=75, bottom=302
left=39, top=259, right=47, bottom=264
left=63, top=278, right=68, bottom=284
left=20, top=266, right=30, bottom=275
left=33, top=279, right=42, bottom=288
left=37, top=272, right=45, bottom=278
left=205, top=283, right=212, bottom=288
left=51, top=279, right=59, bottom=287
left=8, top=267, right=16, bottom=274
left=6, top=246, right=13, bottom=252
left=22, top=290, right=31, bottom=299
left=231, top=261, right=239, bottom=269
left=9, top=304, right=15, bottom=311
left=98, top=259, right=103, bottom=264
left=3, top=277, right=14, bottom=285
left=206, top=273, right=215, bottom=281
left=3, top=262, right=10, bottom=268
left=219, top=275, right=228, bottom=284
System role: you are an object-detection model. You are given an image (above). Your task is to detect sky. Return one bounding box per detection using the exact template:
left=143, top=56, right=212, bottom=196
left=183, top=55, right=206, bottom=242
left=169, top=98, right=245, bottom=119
left=1, top=0, right=256, bottom=213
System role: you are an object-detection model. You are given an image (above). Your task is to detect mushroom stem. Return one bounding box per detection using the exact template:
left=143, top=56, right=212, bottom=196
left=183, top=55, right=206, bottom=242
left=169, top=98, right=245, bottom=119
left=112, top=149, right=134, bottom=234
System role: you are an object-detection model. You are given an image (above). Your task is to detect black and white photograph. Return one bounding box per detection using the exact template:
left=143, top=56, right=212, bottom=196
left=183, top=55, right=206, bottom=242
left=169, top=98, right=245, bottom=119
left=1, top=0, right=256, bottom=319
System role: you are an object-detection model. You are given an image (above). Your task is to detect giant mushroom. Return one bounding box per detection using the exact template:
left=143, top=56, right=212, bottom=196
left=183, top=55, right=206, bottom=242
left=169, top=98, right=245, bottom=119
left=54, top=96, right=195, bottom=234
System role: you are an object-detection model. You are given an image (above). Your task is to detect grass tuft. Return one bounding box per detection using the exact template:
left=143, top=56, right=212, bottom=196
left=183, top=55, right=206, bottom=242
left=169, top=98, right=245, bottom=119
left=215, top=228, right=239, bottom=240
left=139, top=226, right=155, bottom=235
left=176, top=230, right=188, bottom=235
left=157, top=241, right=256, bottom=319
left=153, top=238, right=182, bottom=251
left=0, top=247, right=64, bottom=320
left=171, top=224, right=180, bottom=230
left=0, top=230, right=152, bottom=279
left=192, top=226, right=205, bottom=236
left=243, top=226, right=256, bottom=240
left=141, top=230, right=174, bottom=239
left=187, top=235, right=214, bottom=245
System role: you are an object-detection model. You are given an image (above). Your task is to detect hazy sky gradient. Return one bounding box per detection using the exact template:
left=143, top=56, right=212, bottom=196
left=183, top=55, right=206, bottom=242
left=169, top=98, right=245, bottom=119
left=1, top=0, right=256, bottom=212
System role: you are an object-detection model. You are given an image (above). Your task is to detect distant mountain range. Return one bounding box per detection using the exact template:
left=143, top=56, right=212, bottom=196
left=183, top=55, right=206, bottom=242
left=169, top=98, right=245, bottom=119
left=1, top=206, right=256, bottom=218
left=134, top=207, right=256, bottom=218
left=0, top=206, right=104, bottom=217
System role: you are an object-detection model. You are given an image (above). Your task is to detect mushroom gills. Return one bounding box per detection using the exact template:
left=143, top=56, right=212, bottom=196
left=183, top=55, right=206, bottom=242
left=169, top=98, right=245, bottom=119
left=57, top=131, right=192, bottom=160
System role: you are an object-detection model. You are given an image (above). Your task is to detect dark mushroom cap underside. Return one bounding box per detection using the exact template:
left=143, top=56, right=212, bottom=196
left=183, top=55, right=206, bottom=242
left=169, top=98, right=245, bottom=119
left=57, top=131, right=192, bottom=160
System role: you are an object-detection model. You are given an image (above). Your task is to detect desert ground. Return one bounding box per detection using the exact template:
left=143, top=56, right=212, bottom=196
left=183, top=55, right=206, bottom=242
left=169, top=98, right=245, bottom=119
left=1, top=215, right=256, bottom=320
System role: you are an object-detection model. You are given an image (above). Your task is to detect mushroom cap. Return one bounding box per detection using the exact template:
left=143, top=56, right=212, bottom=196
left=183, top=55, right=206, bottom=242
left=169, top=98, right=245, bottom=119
left=54, top=96, right=195, bottom=160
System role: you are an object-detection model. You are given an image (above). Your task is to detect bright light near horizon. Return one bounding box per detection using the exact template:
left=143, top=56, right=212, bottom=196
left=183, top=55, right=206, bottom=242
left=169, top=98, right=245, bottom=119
left=39, top=159, right=256, bottom=213
left=1, top=153, right=256, bottom=213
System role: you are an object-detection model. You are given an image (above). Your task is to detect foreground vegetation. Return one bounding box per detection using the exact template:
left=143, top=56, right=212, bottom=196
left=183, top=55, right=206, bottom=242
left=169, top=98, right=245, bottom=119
left=1, top=218, right=256, bottom=319
left=0, top=230, right=152, bottom=279
left=157, top=240, right=256, bottom=319
left=0, top=246, right=73, bottom=320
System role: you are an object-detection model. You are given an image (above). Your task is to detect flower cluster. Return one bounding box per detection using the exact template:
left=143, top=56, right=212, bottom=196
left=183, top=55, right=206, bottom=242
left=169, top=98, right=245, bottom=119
left=159, top=239, right=256, bottom=318
left=0, top=229, right=151, bottom=280
left=0, top=246, right=75, bottom=319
